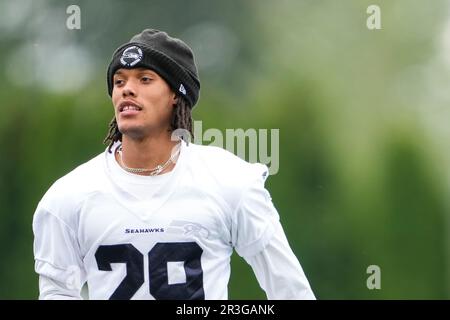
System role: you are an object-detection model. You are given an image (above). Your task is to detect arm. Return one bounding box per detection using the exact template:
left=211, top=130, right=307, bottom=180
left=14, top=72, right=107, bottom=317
left=38, top=275, right=83, bottom=300
left=243, top=221, right=315, bottom=300
left=33, top=207, right=86, bottom=299
left=231, top=163, right=315, bottom=299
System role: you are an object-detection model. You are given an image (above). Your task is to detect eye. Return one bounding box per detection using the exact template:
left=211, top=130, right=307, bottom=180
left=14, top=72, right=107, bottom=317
left=114, top=79, right=124, bottom=86
left=141, top=76, right=152, bottom=83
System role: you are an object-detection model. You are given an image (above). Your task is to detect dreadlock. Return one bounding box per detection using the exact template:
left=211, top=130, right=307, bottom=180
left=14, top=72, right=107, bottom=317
left=103, top=97, right=194, bottom=153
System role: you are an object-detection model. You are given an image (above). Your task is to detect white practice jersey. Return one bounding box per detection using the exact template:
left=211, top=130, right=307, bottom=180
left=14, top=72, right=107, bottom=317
left=33, top=140, right=315, bottom=300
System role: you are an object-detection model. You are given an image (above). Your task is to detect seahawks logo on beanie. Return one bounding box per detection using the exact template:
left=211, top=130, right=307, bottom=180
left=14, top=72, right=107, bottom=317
left=120, top=46, right=143, bottom=67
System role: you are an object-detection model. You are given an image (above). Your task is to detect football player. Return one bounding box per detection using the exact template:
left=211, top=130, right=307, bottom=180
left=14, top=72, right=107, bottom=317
left=32, top=29, right=315, bottom=300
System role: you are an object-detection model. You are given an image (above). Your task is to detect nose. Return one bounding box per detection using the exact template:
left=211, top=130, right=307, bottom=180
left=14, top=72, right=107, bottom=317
left=122, top=79, right=137, bottom=98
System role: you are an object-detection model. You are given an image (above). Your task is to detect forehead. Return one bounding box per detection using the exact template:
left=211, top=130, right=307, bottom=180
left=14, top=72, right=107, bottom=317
left=114, top=68, right=158, bottom=76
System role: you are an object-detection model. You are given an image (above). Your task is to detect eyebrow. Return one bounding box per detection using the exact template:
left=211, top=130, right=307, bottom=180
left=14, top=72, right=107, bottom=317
left=114, top=68, right=158, bottom=76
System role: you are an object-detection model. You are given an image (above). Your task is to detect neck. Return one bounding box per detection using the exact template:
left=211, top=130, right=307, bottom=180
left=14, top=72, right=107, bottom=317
left=116, top=132, right=180, bottom=176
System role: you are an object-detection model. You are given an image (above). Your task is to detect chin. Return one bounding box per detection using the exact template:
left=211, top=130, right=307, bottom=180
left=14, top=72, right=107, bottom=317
left=118, top=124, right=147, bottom=140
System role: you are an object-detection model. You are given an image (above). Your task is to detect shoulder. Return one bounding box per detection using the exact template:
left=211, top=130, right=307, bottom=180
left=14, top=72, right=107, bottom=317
left=36, top=152, right=106, bottom=220
left=188, top=143, right=268, bottom=183
left=185, top=143, right=269, bottom=208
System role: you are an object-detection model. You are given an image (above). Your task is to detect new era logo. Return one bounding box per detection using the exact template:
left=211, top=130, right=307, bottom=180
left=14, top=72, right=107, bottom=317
left=179, top=84, right=186, bottom=95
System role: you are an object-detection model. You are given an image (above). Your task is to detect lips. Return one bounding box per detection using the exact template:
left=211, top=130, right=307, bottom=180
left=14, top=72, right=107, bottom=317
left=118, top=101, right=142, bottom=116
left=118, top=101, right=142, bottom=113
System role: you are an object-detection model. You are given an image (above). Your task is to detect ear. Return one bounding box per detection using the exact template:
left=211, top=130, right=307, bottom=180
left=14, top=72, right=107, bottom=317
left=172, top=94, right=178, bottom=106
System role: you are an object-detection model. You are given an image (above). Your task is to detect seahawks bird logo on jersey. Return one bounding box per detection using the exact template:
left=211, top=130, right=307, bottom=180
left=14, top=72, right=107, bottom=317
left=120, top=45, right=143, bottom=67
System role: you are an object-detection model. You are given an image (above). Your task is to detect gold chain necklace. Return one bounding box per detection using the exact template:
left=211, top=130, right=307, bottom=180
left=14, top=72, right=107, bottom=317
left=117, top=143, right=181, bottom=176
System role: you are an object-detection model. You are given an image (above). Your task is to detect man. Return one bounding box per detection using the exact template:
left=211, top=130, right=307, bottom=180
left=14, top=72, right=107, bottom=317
left=32, top=29, right=315, bottom=300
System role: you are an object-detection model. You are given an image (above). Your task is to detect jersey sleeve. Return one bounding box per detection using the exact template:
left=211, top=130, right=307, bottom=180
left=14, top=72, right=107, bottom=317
left=33, top=205, right=86, bottom=299
left=231, top=163, right=280, bottom=258
left=244, top=221, right=316, bottom=299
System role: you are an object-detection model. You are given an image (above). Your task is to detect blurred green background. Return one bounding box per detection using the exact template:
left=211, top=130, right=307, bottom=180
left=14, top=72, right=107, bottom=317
left=1, top=0, right=450, bottom=299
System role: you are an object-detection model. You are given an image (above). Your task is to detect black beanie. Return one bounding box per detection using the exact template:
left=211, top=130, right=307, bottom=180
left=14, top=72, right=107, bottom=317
left=107, top=29, right=200, bottom=108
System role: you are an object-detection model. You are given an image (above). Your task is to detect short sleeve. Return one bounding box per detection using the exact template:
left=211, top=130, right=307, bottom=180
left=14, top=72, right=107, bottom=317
left=33, top=206, right=86, bottom=299
left=231, top=164, right=280, bottom=258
